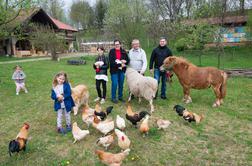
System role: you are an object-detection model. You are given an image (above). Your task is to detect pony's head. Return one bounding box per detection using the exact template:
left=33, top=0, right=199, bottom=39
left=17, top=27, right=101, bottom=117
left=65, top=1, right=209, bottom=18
left=160, top=56, right=177, bottom=71
left=161, top=56, right=192, bottom=71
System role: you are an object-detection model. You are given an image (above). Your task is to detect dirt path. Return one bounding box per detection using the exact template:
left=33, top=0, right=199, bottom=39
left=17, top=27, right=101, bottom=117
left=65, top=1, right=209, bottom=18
left=0, top=53, right=95, bottom=64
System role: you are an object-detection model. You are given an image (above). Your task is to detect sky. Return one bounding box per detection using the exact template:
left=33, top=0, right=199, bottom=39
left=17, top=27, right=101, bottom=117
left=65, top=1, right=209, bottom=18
left=63, top=0, right=96, bottom=11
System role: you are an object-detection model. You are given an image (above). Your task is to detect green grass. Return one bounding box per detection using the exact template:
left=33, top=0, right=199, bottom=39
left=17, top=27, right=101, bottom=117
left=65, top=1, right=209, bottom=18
left=0, top=48, right=252, bottom=166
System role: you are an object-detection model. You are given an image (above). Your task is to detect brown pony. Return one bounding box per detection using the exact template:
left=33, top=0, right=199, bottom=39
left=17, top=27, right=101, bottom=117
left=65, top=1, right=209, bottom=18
left=161, top=56, right=227, bottom=107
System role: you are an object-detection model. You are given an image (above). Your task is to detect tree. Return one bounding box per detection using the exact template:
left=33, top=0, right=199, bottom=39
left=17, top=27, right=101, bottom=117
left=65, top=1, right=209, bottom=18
left=95, top=0, right=107, bottom=29
left=104, top=0, right=149, bottom=48
left=29, top=24, right=66, bottom=60
left=70, top=0, right=95, bottom=30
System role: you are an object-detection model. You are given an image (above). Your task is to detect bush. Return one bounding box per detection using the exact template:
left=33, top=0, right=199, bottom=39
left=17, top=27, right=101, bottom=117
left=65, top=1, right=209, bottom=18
left=175, top=38, right=188, bottom=51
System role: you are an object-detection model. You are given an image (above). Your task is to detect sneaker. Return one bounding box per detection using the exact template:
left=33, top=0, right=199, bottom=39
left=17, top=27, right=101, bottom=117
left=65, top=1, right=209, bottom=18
left=57, top=127, right=66, bottom=134
left=66, top=125, right=72, bottom=132
left=111, top=99, right=118, bottom=104
left=119, top=98, right=125, bottom=103
left=161, top=96, right=167, bottom=99
left=100, top=98, right=105, bottom=104
left=94, top=97, right=100, bottom=102
left=25, top=90, right=28, bottom=93
left=16, top=92, right=19, bottom=95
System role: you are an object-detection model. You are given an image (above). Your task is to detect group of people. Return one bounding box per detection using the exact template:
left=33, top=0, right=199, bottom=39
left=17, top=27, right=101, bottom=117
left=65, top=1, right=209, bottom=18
left=93, top=37, right=173, bottom=104
left=12, top=37, right=173, bottom=134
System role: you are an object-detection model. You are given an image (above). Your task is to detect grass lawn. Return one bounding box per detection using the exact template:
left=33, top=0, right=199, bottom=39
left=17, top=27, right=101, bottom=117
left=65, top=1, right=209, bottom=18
left=0, top=48, right=252, bottom=166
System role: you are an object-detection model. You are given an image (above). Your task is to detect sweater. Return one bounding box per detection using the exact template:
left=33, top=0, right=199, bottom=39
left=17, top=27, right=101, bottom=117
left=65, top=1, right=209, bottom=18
left=149, top=45, right=173, bottom=70
left=93, top=54, right=109, bottom=81
left=128, top=48, right=147, bottom=73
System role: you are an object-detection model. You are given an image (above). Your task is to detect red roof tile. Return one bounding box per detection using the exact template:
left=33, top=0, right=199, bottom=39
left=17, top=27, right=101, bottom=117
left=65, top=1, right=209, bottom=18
left=50, top=16, right=78, bottom=32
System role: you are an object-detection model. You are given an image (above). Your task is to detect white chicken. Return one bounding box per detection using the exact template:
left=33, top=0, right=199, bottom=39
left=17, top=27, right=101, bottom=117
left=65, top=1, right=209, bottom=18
left=115, top=129, right=131, bottom=150
left=96, top=132, right=115, bottom=150
left=93, top=116, right=115, bottom=135
left=156, top=119, right=171, bottom=130
left=72, top=122, right=90, bottom=144
left=82, top=105, right=95, bottom=127
left=116, top=115, right=126, bottom=130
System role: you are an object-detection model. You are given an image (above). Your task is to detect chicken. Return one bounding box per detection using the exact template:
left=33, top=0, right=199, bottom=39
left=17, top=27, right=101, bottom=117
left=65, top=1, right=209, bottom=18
left=125, top=103, right=150, bottom=127
left=139, top=115, right=150, bottom=136
left=182, top=110, right=204, bottom=124
left=93, top=116, right=115, bottom=135
left=9, top=123, right=30, bottom=156
left=82, top=105, right=95, bottom=127
left=95, top=149, right=130, bottom=166
left=95, top=106, right=114, bottom=121
left=173, top=104, right=186, bottom=116
left=116, top=115, right=126, bottom=130
left=72, top=122, right=89, bottom=144
left=156, top=119, right=171, bottom=130
left=96, top=132, right=115, bottom=150
left=115, top=129, right=131, bottom=150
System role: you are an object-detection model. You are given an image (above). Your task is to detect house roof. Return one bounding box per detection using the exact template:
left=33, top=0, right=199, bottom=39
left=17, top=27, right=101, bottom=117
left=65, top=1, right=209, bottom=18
left=182, top=15, right=248, bottom=26
left=6, top=8, right=77, bottom=32
left=49, top=16, right=77, bottom=32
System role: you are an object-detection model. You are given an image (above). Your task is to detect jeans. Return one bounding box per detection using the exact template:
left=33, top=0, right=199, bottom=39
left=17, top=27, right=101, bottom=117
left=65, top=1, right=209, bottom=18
left=154, top=68, right=167, bottom=97
left=111, top=71, right=125, bottom=100
left=57, top=108, right=71, bottom=128
left=96, top=79, right=107, bottom=99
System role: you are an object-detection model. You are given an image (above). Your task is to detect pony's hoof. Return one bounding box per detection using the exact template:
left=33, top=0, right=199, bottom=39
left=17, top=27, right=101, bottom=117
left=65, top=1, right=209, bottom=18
left=212, top=103, right=220, bottom=107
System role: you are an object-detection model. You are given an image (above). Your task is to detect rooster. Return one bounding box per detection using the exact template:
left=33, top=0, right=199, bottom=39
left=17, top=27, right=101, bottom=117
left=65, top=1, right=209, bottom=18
left=72, top=122, right=89, bottom=144
left=93, top=116, right=115, bottom=135
left=139, top=115, right=150, bottom=136
left=156, top=119, right=171, bottom=130
left=95, top=149, right=130, bottom=166
left=115, top=129, right=131, bottom=150
left=173, top=104, right=186, bottom=116
left=182, top=111, right=204, bottom=124
left=116, top=115, right=126, bottom=130
left=174, top=105, right=203, bottom=124
left=96, top=132, right=115, bottom=150
left=82, top=105, right=95, bottom=127
left=94, top=105, right=114, bottom=121
left=125, top=103, right=149, bottom=128
left=9, top=123, right=30, bottom=156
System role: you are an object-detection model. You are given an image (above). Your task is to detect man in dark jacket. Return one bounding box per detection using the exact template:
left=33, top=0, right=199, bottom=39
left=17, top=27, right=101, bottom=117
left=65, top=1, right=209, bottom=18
left=149, top=37, right=173, bottom=99
left=109, top=39, right=130, bottom=103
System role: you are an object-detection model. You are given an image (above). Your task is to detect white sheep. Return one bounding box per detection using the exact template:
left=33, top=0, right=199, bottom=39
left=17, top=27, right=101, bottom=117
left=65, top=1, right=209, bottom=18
left=125, top=67, right=158, bottom=113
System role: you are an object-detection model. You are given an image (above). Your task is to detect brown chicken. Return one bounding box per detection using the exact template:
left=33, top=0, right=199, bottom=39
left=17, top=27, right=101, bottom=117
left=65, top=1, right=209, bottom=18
left=183, top=110, right=204, bottom=124
left=139, top=115, right=150, bottom=136
left=9, top=123, right=30, bottom=156
left=82, top=105, right=95, bottom=127
left=92, top=116, right=115, bottom=135
left=125, top=103, right=149, bottom=127
left=115, top=129, right=131, bottom=150
left=95, top=149, right=130, bottom=166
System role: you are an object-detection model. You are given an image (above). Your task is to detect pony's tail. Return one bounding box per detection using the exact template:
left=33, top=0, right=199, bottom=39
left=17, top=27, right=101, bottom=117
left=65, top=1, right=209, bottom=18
left=220, top=71, right=228, bottom=99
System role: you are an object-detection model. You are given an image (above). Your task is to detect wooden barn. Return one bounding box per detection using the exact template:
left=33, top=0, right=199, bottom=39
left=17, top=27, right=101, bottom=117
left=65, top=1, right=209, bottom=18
left=0, top=8, right=77, bottom=57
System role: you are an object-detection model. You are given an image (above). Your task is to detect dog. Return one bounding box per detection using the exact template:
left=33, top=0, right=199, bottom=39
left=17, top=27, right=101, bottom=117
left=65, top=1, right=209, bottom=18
left=71, top=84, right=89, bottom=115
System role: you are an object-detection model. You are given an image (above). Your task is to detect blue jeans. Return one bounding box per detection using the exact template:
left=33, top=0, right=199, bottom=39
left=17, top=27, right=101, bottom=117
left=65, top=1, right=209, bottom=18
left=111, top=71, right=125, bottom=100
left=154, top=68, right=167, bottom=97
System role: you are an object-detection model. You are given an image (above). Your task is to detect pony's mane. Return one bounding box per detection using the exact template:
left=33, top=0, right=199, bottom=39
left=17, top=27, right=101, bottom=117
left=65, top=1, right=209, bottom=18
left=175, top=56, right=196, bottom=67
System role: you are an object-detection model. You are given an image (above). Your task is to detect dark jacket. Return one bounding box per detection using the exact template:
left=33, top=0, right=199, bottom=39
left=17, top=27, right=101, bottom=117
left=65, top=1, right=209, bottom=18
left=149, top=45, right=173, bottom=70
left=108, top=48, right=130, bottom=74
left=93, top=54, right=109, bottom=76
left=51, top=82, right=75, bottom=112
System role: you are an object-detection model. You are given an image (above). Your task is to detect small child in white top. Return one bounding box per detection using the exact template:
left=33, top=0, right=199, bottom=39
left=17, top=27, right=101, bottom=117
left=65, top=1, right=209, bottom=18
left=12, top=65, right=28, bottom=95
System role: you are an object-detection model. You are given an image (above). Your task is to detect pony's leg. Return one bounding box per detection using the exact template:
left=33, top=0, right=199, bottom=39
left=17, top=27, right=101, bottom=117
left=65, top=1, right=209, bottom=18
left=212, top=85, right=221, bottom=107
left=150, top=99, right=154, bottom=113
left=183, top=88, right=192, bottom=104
